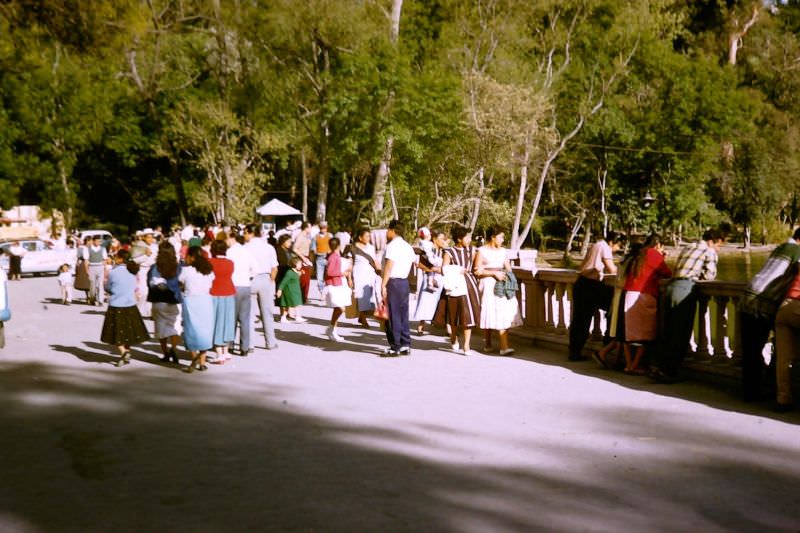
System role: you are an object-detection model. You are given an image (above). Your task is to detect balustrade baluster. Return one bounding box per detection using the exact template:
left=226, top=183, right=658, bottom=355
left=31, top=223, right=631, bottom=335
left=693, top=295, right=712, bottom=362
left=729, top=296, right=743, bottom=366
left=544, top=281, right=555, bottom=331
left=712, top=295, right=730, bottom=363
left=555, top=282, right=567, bottom=333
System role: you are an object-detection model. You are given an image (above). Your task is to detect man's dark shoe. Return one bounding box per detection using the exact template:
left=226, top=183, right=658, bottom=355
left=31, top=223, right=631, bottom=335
left=648, top=367, right=675, bottom=384
left=568, top=355, right=589, bottom=362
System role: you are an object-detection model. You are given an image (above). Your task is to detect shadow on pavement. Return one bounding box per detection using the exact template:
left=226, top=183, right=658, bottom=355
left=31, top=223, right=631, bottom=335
left=0, top=360, right=797, bottom=532
left=510, top=344, right=800, bottom=425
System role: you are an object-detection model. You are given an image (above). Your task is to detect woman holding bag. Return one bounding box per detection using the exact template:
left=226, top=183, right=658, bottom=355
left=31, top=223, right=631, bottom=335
left=436, top=226, right=481, bottom=356
left=351, top=228, right=382, bottom=327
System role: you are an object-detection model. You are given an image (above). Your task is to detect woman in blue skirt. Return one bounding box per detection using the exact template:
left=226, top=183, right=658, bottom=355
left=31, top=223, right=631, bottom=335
left=179, top=246, right=215, bottom=372
left=208, top=238, right=236, bottom=364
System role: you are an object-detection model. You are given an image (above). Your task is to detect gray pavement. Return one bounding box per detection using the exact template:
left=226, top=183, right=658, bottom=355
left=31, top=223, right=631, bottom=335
left=0, top=276, right=798, bottom=532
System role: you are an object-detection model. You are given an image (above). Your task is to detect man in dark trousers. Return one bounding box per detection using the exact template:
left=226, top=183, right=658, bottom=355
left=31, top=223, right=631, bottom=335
left=568, top=232, right=625, bottom=361
left=650, top=228, right=724, bottom=383
left=380, top=220, right=417, bottom=356
left=738, top=227, right=800, bottom=401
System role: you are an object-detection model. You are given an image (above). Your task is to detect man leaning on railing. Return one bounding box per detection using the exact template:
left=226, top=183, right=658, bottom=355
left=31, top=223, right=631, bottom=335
left=567, top=231, right=625, bottom=362
left=649, top=228, right=725, bottom=383
left=738, top=228, right=800, bottom=403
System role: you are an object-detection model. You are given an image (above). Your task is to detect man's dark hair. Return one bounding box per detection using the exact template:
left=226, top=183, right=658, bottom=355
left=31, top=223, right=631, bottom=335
left=793, top=227, right=800, bottom=241
left=388, top=219, right=405, bottom=237
left=277, top=234, right=292, bottom=247
left=702, top=228, right=724, bottom=242
left=301, top=222, right=311, bottom=231
left=245, top=223, right=262, bottom=237
left=606, top=231, right=626, bottom=245
left=329, top=237, right=340, bottom=251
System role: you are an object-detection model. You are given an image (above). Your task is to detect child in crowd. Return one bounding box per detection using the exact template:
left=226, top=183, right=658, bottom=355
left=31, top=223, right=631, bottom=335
left=57, top=263, right=73, bottom=305
left=277, top=256, right=306, bottom=323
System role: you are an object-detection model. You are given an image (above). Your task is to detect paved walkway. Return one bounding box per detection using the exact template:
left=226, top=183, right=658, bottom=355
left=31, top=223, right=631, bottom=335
left=0, top=276, right=798, bottom=532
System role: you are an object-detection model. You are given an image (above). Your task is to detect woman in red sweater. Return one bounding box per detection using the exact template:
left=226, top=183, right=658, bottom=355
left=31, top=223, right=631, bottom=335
left=209, top=237, right=236, bottom=364
left=622, top=234, right=672, bottom=374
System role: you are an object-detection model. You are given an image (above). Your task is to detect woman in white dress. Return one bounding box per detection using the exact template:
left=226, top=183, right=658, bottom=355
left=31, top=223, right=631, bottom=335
left=474, top=226, right=521, bottom=355
left=351, top=227, right=382, bottom=327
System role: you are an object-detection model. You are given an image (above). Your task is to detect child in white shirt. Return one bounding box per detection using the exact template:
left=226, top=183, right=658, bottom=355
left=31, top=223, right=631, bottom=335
left=57, top=263, right=73, bottom=305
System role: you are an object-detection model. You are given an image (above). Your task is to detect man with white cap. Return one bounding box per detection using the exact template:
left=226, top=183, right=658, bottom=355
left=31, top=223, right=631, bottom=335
left=132, top=228, right=157, bottom=316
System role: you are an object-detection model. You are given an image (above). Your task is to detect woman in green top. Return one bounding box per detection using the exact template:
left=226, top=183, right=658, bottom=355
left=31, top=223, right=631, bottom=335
left=276, top=256, right=305, bottom=322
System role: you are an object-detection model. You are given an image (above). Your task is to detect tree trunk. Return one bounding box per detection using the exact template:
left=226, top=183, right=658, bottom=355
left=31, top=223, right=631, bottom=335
left=468, top=167, right=485, bottom=232
left=564, top=211, right=586, bottom=259
left=728, top=5, right=760, bottom=66
left=58, top=159, right=73, bottom=232
left=580, top=225, right=592, bottom=257
left=371, top=135, right=393, bottom=222
left=316, top=126, right=330, bottom=223
left=598, top=167, right=608, bottom=237
left=369, top=0, right=403, bottom=223
left=170, top=162, right=189, bottom=225
left=301, top=150, right=308, bottom=220
left=510, top=149, right=529, bottom=250
left=516, top=116, right=586, bottom=251
left=744, top=225, right=751, bottom=249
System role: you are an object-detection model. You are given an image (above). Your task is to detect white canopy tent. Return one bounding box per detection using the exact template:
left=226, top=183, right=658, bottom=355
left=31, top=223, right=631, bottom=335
left=256, top=199, right=302, bottom=217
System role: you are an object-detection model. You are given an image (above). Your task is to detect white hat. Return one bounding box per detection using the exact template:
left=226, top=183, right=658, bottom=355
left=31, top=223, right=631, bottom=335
left=141, top=228, right=154, bottom=235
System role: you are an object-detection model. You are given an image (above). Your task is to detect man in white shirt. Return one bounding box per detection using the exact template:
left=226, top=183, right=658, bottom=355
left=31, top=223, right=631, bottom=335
left=83, top=235, right=108, bottom=306
left=244, top=224, right=279, bottom=350
left=226, top=232, right=256, bottom=355
left=132, top=229, right=158, bottom=316
left=380, top=220, right=418, bottom=356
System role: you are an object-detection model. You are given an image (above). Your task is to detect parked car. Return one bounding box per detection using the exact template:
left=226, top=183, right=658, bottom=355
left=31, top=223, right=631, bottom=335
left=0, top=239, right=77, bottom=276
left=77, top=229, right=114, bottom=249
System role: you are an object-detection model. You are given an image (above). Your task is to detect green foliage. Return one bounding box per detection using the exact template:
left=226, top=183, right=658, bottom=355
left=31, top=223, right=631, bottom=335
left=0, top=0, right=797, bottom=242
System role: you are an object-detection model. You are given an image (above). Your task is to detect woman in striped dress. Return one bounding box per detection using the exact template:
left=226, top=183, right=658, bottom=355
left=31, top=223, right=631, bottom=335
left=436, top=226, right=481, bottom=356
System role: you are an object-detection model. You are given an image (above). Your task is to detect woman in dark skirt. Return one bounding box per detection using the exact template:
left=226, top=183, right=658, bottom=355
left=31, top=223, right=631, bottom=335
left=435, top=226, right=481, bottom=356
left=101, top=249, right=150, bottom=367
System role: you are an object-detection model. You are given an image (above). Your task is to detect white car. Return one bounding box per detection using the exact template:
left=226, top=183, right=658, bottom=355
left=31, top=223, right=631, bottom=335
left=0, top=239, right=77, bottom=276
left=77, top=229, right=114, bottom=248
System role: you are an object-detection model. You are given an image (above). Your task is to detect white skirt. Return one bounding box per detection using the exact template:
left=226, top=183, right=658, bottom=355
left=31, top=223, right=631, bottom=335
left=151, top=302, right=182, bottom=339
left=324, top=284, right=352, bottom=308
left=479, top=277, right=522, bottom=330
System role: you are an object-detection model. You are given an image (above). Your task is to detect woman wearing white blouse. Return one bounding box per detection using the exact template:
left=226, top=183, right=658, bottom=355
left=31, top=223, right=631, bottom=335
left=474, top=226, right=521, bottom=355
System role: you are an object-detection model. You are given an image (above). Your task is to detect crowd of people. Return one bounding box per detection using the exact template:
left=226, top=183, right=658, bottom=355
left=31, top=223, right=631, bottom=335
left=1, top=218, right=798, bottom=411
left=37, top=219, right=523, bottom=368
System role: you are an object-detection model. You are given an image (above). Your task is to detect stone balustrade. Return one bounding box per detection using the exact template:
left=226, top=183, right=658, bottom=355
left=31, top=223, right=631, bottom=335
left=512, top=268, right=752, bottom=380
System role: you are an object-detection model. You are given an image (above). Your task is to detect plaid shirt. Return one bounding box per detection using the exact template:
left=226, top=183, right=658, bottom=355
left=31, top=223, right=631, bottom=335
left=673, top=241, right=718, bottom=281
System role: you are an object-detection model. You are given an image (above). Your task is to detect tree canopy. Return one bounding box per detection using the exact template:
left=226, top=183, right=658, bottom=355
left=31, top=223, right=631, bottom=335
left=1, top=0, right=799, bottom=246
